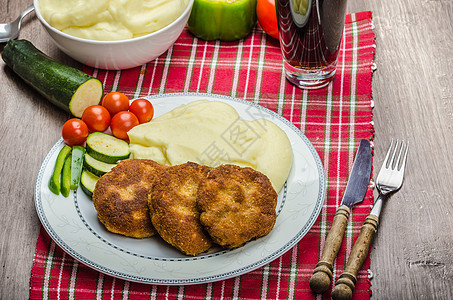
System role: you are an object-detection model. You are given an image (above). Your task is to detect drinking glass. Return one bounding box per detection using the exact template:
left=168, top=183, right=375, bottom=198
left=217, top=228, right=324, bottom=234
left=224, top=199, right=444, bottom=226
left=276, top=0, right=348, bottom=89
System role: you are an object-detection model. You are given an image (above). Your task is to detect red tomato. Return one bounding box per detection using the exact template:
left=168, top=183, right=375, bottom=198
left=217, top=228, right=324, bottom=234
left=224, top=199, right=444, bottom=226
left=129, top=99, right=154, bottom=124
left=257, top=0, right=279, bottom=39
left=110, top=111, right=139, bottom=140
left=82, top=105, right=111, bottom=132
left=62, top=118, right=89, bottom=146
left=102, top=92, right=130, bottom=116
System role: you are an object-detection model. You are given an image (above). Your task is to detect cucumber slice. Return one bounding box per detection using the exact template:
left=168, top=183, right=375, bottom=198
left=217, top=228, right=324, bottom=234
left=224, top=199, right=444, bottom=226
left=84, top=153, right=117, bottom=177
left=48, top=145, right=72, bottom=195
left=80, top=170, right=99, bottom=198
left=70, top=146, right=86, bottom=190
left=86, top=132, right=130, bottom=164
left=60, top=154, right=72, bottom=197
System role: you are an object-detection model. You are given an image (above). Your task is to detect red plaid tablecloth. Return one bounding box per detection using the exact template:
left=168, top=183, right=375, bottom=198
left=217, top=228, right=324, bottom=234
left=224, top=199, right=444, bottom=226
left=30, top=11, right=376, bottom=299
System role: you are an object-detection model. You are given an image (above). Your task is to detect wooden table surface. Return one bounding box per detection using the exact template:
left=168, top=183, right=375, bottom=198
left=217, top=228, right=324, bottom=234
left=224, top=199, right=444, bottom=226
left=1, top=0, right=452, bottom=299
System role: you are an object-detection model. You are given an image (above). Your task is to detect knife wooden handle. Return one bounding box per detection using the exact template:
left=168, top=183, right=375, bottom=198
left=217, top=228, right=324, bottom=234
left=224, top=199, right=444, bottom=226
left=331, top=214, right=379, bottom=300
left=309, top=205, right=350, bottom=294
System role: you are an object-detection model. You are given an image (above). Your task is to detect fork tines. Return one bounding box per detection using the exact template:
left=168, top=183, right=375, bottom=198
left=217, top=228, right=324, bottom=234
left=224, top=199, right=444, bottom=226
left=384, top=139, right=409, bottom=171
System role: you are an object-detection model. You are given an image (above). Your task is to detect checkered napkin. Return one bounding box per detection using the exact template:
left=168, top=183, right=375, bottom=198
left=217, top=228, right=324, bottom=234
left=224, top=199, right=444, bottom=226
left=30, top=11, right=376, bottom=299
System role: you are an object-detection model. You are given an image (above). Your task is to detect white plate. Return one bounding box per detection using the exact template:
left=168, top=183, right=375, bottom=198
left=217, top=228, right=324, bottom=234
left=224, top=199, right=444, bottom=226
left=35, top=93, right=325, bottom=285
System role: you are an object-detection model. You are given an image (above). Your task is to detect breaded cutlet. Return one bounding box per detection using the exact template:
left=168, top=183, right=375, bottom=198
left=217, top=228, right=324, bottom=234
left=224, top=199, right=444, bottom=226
left=197, top=164, right=278, bottom=249
left=92, top=159, right=167, bottom=238
left=149, top=162, right=213, bottom=256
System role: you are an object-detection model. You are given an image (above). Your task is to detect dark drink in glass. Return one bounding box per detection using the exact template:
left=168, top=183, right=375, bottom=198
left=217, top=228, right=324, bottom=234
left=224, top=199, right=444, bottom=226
left=276, top=0, right=347, bottom=89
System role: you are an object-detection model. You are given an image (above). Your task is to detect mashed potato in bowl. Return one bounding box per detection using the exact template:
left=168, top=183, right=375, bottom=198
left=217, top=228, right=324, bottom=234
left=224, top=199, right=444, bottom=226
left=39, top=0, right=190, bottom=41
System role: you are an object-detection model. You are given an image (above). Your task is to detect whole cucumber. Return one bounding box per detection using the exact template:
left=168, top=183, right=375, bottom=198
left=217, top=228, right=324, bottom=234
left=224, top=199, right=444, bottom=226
left=2, top=39, right=103, bottom=118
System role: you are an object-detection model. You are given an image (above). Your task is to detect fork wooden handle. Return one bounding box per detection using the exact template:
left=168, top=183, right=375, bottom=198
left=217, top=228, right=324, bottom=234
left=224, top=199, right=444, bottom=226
left=309, top=205, right=350, bottom=294
left=331, top=214, right=379, bottom=300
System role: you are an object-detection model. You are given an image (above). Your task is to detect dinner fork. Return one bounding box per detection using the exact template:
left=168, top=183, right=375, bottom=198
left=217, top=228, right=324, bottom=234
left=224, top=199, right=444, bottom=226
left=331, top=139, right=409, bottom=300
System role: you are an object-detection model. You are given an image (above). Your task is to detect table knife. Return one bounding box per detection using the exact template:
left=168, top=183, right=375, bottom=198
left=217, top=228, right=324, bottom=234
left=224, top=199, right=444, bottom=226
left=309, top=139, right=372, bottom=294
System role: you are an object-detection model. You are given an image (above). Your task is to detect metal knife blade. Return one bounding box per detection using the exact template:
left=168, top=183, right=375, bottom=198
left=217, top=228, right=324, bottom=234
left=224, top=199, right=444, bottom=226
left=309, top=139, right=372, bottom=294
left=341, top=139, right=372, bottom=208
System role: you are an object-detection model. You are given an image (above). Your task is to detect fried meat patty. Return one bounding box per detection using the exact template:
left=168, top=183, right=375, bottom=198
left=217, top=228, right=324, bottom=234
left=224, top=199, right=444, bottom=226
left=92, top=159, right=167, bottom=238
left=197, top=164, right=278, bottom=249
left=149, top=162, right=213, bottom=255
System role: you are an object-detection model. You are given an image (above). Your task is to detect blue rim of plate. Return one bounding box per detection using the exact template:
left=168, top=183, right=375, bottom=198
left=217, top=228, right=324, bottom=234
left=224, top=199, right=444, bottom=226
left=35, top=92, right=326, bottom=285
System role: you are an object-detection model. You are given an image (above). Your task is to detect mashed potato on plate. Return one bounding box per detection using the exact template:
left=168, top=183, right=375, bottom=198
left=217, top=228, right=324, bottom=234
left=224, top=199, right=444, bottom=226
left=128, top=100, right=293, bottom=193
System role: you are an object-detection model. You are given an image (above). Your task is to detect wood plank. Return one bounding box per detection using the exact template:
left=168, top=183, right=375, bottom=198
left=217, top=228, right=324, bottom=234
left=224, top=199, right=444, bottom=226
left=348, top=0, right=453, bottom=298
left=0, top=4, right=73, bottom=299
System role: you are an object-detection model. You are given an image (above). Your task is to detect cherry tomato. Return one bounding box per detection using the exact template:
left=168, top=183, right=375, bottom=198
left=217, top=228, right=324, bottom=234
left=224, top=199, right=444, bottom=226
left=110, top=111, right=139, bottom=140
left=62, top=118, right=89, bottom=146
left=102, top=92, right=130, bottom=116
left=82, top=105, right=111, bottom=132
left=257, top=0, right=279, bottom=40
left=129, top=99, right=154, bottom=124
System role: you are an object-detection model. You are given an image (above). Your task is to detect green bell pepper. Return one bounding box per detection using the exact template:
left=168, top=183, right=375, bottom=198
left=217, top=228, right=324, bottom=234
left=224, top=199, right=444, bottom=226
left=188, top=0, right=258, bottom=41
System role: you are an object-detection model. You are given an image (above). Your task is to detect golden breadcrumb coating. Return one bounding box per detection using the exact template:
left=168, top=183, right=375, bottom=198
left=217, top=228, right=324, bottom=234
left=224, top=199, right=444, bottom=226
left=149, top=162, right=213, bottom=255
left=197, top=164, right=278, bottom=249
left=92, top=159, right=167, bottom=238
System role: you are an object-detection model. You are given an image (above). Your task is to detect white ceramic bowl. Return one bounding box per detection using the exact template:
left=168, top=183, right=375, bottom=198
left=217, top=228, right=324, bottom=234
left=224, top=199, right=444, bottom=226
left=33, top=0, right=193, bottom=70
